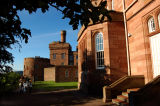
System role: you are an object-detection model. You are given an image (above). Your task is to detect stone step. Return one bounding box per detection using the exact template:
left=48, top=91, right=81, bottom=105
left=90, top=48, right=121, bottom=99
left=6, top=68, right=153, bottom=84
left=122, top=92, right=129, bottom=97
left=127, top=88, right=140, bottom=93
left=117, top=95, right=128, bottom=102
left=112, top=99, right=124, bottom=105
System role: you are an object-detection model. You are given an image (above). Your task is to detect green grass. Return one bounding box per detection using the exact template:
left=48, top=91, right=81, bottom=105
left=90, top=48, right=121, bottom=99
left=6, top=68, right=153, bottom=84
left=33, top=81, right=78, bottom=91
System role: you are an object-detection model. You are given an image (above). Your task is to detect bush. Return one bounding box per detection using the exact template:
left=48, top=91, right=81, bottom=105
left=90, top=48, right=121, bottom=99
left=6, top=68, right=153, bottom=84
left=0, top=72, right=20, bottom=95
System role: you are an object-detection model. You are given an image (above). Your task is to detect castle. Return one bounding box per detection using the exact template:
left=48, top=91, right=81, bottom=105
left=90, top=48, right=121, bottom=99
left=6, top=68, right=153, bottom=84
left=23, top=30, right=78, bottom=82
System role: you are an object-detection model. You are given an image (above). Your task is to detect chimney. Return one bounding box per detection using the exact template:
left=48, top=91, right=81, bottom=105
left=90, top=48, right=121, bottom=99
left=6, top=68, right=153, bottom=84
left=61, top=30, right=66, bottom=43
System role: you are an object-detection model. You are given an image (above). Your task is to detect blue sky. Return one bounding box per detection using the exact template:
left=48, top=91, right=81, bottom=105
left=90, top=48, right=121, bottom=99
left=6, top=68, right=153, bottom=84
left=11, top=7, right=80, bottom=71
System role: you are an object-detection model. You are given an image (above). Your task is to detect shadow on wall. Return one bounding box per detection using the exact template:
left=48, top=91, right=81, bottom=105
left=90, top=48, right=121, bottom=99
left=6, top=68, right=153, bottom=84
left=79, top=49, right=111, bottom=96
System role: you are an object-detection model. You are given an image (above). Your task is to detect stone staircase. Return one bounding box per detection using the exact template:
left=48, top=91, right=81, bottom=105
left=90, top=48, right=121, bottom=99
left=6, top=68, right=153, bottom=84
left=112, top=88, right=139, bottom=106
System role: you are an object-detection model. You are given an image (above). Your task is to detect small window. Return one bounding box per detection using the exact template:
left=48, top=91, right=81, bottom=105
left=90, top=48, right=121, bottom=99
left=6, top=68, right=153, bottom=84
left=61, top=53, right=65, bottom=59
left=76, top=55, right=78, bottom=59
left=61, top=62, right=64, bottom=65
left=148, top=17, right=155, bottom=33
left=53, top=54, right=56, bottom=59
left=65, top=70, right=69, bottom=77
left=24, top=65, right=25, bottom=69
left=75, top=70, right=78, bottom=77
left=158, top=13, right=160, bottom=28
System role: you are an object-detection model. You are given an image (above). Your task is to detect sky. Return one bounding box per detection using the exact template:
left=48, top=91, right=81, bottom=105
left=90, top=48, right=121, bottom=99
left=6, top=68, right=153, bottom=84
left=11, top=7, right=80, bottom=71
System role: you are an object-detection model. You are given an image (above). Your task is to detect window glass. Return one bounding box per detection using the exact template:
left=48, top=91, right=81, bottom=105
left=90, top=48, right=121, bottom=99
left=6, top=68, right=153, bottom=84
left=148, top=17, right=156, bottom=33
left=53, top=53, right=56, bottom=59
left=95, top=32, right=104, bottom=69
left=61, top=53, right=65, bottom=59
left=76, top=55, right=78, bottom=59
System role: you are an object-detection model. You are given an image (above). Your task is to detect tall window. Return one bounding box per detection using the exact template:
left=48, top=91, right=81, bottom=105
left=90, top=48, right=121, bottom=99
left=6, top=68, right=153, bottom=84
left=95, top=32, right=104, bottom=69
left=61, top=53, right=65, bottom=59
left=53, top=53, right=56, bottom=59
left=148, top=17, right=155, bottom=33
left=112, top=0, right=114, bottom=10
left=158, top=13, right=160, bottom=28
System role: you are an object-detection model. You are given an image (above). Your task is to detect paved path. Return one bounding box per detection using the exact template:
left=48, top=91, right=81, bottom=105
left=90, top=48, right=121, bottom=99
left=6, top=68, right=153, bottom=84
left=0, top=89, right=116, bottom=106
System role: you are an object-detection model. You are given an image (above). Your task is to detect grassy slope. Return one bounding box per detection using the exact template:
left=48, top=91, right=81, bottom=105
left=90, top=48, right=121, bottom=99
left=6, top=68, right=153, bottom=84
left=33, top=81, right=78, bottom=91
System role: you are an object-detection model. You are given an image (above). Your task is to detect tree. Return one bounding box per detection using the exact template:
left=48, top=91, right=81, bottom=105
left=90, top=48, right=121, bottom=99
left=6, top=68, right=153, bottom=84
left=0, top=0, right=111, bottom=72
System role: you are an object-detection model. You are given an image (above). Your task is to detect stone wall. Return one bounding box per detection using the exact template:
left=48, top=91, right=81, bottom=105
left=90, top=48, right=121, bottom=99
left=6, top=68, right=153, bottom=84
left=44, top=67, right=56, bottom=81
left=126, top=0, right=160, bottom=83
left=44, top=66, right=78, bottom=82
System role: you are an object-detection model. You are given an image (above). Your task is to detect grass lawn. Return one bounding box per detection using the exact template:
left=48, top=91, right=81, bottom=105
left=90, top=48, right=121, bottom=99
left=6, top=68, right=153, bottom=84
left=33, top=81, right=78, bottom=91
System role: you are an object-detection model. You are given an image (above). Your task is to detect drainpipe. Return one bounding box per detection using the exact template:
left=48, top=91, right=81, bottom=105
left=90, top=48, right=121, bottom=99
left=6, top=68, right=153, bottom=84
left=122, top=0, right=131, bottom=76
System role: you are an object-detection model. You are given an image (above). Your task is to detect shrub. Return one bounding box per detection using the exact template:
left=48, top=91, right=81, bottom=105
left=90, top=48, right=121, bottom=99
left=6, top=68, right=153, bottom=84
left=0, top=72, right=20, bottom=95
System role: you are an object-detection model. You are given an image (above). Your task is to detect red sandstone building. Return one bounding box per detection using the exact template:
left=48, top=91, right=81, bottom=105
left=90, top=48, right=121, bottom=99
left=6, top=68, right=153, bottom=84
left=78, top=0, right=160, bottom=104
left=24, top=30, right=78, bottom=82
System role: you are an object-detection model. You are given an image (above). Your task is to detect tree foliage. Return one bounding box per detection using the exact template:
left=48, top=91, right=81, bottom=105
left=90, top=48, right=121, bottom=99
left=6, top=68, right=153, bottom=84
left=0, top=0, right=111, bottom=72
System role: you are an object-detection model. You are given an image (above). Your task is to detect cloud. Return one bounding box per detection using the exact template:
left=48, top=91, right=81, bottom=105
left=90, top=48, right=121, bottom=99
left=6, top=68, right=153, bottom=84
left=33, top=32, right=60, bottom=38
left=32, top=29, right=76, bottom=39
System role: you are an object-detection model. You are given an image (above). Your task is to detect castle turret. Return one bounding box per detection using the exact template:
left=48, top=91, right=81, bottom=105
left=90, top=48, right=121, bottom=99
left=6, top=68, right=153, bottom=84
left=61, top=30, right=66, bottom=43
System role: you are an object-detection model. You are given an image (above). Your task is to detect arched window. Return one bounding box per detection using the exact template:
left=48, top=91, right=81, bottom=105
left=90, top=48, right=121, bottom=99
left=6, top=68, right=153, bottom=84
left=158, top=13, right=160, bottom=28
left=148, top=17, right=155, bottom=33
left=95, top=32, right=104, bottom=69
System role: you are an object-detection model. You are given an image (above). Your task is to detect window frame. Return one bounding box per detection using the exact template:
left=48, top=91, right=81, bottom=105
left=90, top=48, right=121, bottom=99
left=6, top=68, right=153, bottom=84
left=95, top=32, right=104, bottom=69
